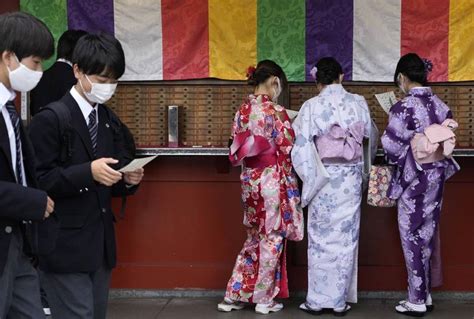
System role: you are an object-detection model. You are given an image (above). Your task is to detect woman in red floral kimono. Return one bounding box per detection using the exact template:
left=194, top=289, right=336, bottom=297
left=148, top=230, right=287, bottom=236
left=217, top=60, right=304, bottom=315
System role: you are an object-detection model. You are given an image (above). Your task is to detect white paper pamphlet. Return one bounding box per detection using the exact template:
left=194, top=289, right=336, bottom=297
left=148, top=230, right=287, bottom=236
left=119, top=155, right=158, bottom=173
left=375, top=91, right=398, bottom=114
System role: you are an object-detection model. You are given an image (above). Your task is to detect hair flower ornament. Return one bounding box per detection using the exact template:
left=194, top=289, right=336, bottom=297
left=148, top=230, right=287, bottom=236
left=422, top=58, right=433, bottom=74
left=246, top=66, right=256, bottom=79
left=310, top=66, right=318, bottom=80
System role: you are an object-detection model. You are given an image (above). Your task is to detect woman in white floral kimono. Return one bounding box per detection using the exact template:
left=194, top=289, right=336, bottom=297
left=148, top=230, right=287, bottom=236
left=291, top=57, right=378, bottom=316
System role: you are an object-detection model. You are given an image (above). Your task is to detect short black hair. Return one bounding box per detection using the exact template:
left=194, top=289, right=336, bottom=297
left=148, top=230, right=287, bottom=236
left=57, top=29, right=87, bottom=61
left=247, top=59, right=287, bottom=90
left=72, top=33, right=125, bottom=80
left=394, top=53, right=427, bottom=86
left=0, top=12, right=54, bottom=60
left=314, top=57, right=343, bottom=85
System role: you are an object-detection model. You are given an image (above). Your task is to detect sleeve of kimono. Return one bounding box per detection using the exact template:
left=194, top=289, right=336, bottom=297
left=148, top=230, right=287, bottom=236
left=381, top=101, right=415, bottom=168
left=230, top=107, right=244, bottom=138
left=291, top=102, right=329, bottom=207
left=381, top=101, right=419, bottom=199
left=228, top=108, right=246, bottom=165
left=441, top=106, right=461, bottom=179
left=274, top=108, right=295, bottom=155
left=356, top=96, right=379, bottom=189
left=357, top=95, right=379, bottom=161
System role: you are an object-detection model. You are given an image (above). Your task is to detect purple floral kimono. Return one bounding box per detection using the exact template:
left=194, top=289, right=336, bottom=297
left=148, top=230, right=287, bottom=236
left=381, top=87, right=460, bottom=304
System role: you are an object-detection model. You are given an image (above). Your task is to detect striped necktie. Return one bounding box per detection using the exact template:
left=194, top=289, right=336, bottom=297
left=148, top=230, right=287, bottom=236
left=5, top=101, right=23, bottom=184
left=88, top=109, right=98, bottom=156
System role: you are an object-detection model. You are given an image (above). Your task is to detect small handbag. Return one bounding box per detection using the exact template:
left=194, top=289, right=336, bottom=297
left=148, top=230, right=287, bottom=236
left=367, top=165, right=396, bottom=207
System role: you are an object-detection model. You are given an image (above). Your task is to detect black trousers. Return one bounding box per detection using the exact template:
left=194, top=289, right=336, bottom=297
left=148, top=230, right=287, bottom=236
left=0, top=227, right=44, bottom=319
left=41, top=261, right=112, bottom=319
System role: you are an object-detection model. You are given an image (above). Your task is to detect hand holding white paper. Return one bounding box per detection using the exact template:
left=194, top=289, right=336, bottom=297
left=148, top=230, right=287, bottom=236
left=119, top=155, right=158, bottom=173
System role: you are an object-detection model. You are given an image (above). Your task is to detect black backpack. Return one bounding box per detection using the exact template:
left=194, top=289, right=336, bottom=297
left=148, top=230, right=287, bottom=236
left=41, top=101, right=136, bottom=218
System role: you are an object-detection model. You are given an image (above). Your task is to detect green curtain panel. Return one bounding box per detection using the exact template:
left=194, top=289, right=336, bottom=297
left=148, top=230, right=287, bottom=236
left=20, top=0, right=67, bottom=69
left=257, top=0, right=306, bottom=81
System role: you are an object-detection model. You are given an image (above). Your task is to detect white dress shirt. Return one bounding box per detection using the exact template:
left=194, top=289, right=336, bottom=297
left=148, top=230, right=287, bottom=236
left=70, top=86, right=98, bottom=125
left=0, top=83, right=27, bottom=186
left=57, top=58, right=73, bottom=67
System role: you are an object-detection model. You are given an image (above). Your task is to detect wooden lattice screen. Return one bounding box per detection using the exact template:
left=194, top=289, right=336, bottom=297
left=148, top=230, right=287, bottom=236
left=108, top=83, right=474, bottom=148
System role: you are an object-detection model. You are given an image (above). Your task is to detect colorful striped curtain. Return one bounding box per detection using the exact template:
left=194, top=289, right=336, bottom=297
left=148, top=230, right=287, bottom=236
left=21, top=0, right=474, bottom=82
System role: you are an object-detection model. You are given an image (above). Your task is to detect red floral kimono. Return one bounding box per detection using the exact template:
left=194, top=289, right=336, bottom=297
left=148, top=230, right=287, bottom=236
left=224, top=94, right=304, bottom=304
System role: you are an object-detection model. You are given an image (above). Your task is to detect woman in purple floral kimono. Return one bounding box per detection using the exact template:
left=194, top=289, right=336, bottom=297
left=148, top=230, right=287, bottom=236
left=381, top=53, right=460, bottom=317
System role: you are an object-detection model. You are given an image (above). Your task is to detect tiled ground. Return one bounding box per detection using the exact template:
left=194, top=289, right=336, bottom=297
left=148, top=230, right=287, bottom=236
left=105, top=297, right=474, bottom=319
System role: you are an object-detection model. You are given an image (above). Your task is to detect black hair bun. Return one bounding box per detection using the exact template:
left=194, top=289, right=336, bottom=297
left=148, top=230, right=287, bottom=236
left=247, top=60, right=287, bottom=88
left=314, top=57, right=343, bottom=85
left=394, top=53, right=428, bottom=86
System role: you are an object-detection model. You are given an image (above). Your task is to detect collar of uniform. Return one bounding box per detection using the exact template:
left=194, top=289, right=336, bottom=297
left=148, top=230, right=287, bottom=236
left=70, top=86, right=98, bottom=123
left=0, top=82, right=16, bottom=110
left=57, top=58, right=73, bottom=67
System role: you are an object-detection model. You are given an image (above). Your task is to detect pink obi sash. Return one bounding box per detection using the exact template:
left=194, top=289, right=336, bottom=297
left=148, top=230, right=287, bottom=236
left=316, top=121, right=365, bottom=163
left=411, top=119, right=458, bottom=164
left=229, top=130, right=277, bottom=168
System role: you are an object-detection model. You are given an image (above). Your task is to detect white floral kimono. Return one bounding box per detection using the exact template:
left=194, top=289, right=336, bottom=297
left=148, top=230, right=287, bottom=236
left=291, top=84, right=378, bottom=309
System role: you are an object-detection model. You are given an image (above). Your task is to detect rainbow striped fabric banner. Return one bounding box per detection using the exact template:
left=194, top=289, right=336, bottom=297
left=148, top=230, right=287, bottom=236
left=21, top=0, right=474, bottom=82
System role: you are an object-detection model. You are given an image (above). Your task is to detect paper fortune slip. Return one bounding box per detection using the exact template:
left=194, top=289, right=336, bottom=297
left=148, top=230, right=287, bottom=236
left=375, top=91, right=398, bottom=114
left=119, top=155, right=158, bottom=173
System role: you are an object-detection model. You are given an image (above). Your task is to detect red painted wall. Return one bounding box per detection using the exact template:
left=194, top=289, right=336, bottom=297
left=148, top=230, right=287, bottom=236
left=111, top=156, right=474, bottom=291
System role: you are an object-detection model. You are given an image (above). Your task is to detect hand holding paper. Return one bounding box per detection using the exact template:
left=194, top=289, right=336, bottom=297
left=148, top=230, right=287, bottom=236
left=123, top=168, right=144, bottom=185
left=91, top=158, right=122, bottom=186
left=119, top=155, right=158, bottom=173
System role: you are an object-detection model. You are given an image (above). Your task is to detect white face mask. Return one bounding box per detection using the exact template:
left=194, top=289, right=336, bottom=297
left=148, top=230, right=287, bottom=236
left=272, top=77, right=282, bottom=102
left=80, top=75, right=117, bottom=104
left=397, top=74, right=407, bottom=94
left=7, top=55, right=43, bottom=92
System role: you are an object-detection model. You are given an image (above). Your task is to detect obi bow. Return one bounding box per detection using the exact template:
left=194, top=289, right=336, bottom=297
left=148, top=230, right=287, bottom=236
left=411, top=119, right=458, bottom=164
left=229, top=130, right=275, bottom=166
left=316, top=121, right=365, bottom=162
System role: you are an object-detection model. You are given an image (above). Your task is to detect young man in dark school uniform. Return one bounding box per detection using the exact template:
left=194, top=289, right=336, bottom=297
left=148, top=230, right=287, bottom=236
left=29, top=33, right=144, bottom=319
left=30, top=28, right=88, bottom=317
left=30, top=29, right=87, bottom=116
left=0, top=11, right=55, bottom=319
